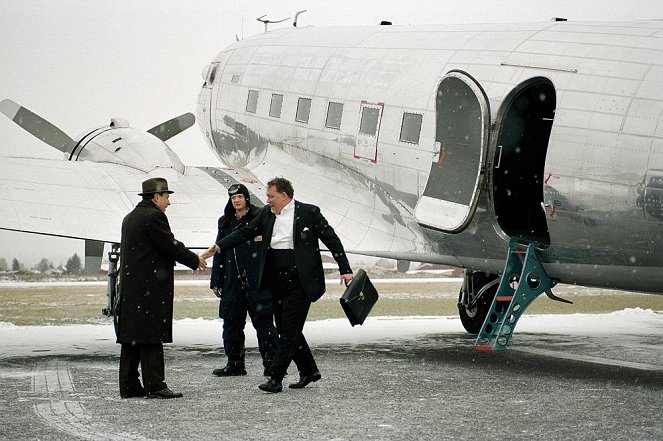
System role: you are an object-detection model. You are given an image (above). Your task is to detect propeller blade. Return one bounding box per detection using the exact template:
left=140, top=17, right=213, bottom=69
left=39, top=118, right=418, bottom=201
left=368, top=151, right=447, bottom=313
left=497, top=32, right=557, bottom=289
left=0, top=99, right=75, bottom=152
left=147, top=112, right=195, bottom=142
left=84, top=239, right=105, bottom=274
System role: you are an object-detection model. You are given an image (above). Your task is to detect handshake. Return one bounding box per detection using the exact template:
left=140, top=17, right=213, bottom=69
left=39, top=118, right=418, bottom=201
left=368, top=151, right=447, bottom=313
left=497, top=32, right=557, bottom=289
left=196, top=243, right=220, bottom=271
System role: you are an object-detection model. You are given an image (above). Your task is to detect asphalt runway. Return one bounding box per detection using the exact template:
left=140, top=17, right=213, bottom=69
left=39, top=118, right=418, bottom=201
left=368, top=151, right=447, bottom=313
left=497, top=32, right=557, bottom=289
left=1, top=319, right=662, bottom=441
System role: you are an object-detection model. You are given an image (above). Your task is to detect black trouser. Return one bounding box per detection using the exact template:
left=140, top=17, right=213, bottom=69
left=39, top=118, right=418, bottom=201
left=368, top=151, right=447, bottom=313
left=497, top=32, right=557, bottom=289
left=268, top=250, right=318, bottom=382
left=119, top=343, right=167, bottom=394
left=222, top=289, right=279, bottom=364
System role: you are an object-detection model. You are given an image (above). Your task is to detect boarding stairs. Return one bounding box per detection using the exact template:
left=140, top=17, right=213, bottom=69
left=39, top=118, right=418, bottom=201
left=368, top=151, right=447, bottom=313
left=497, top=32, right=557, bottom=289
left=474, top=239, right=571, bottom=351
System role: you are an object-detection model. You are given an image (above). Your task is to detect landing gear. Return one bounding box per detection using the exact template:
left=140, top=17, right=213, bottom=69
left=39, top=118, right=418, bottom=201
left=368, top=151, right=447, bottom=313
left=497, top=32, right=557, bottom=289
left=457, top=270, right=499, bottom=334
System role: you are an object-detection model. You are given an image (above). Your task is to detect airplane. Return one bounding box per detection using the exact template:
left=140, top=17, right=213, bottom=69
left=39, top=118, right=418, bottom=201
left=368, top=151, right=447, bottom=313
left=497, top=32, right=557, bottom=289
left=3, top=16, right=663, bottom=350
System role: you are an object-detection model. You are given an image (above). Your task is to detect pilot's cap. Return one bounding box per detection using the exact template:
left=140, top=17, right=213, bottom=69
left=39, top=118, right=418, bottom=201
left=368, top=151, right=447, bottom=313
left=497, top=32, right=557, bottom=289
left=228, top=183, right=250, bottom=203
left=139, top=177, right=174, bottom=195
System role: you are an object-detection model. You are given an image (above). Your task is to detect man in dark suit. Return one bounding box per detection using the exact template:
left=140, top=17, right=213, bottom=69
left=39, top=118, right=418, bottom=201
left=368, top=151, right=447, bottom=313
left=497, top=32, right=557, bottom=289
left=117, top=177, right=207, bottom=399
left=201, top=177, right=353, bottom=393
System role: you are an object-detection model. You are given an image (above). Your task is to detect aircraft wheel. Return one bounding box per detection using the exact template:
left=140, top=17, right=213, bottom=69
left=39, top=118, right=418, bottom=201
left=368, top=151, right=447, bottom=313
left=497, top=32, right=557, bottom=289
left=457, top=271, right=499, bottom=334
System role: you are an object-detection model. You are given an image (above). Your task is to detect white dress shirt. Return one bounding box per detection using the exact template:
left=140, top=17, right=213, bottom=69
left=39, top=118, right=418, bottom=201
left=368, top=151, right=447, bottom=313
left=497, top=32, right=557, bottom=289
left=270, top=199, right=295, bottom=249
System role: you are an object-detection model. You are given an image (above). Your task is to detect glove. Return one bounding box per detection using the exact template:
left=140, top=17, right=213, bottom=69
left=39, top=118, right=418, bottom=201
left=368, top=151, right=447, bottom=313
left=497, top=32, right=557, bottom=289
left=212, top=287, right=222, bottom=298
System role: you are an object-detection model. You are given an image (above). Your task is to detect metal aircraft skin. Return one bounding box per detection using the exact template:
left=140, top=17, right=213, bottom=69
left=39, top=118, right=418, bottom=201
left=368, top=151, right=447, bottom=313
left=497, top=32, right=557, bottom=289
left=196, top=19, right=663, bottom=296
left=2, top=18, right=663, bottom=344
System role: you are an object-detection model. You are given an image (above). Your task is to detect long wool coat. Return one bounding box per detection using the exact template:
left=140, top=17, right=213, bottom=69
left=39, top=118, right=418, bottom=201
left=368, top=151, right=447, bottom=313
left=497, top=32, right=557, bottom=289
left=116, top=199, right=199, bottom=344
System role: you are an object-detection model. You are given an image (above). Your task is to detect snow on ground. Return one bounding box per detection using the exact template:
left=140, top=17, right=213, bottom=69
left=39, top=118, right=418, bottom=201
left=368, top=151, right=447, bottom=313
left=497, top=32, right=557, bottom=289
left=1, top=308, right=661, bottom=359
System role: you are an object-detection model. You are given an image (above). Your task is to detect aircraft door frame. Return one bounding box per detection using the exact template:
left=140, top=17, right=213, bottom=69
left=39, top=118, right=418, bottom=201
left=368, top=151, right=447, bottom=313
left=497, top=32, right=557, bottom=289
left=414, top=71, right=490, bottom=233
left=491, top=77, right=555, bottom=246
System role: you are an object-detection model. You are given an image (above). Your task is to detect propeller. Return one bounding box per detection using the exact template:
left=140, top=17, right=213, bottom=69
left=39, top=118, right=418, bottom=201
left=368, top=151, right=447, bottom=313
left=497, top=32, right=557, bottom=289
left=1, top=98, right=195, bottom=153
left=147, top=112, right=195, bottom=141
left=0, top=98, right=75, bottom=152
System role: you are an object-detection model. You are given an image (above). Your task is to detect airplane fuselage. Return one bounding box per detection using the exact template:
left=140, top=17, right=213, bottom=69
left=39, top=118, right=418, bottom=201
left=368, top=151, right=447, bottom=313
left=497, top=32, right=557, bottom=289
left=197, top=20, right=663, bottom=294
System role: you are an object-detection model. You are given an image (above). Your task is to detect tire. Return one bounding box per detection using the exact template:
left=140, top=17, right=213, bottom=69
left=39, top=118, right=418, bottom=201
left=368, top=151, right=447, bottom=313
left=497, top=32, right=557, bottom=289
left=458, top=272, right=499, bottom=334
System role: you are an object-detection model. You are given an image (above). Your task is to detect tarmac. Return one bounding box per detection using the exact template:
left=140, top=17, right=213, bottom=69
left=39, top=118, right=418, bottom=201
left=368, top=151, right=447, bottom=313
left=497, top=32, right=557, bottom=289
left=1, top=314, right=662, bottom=440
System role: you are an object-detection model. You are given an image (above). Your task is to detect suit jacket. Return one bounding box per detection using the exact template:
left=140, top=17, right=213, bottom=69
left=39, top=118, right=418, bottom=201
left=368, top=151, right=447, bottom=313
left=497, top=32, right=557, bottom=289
left=216, top=200, right=352, bottom=302
left=117, top=200, right=200, bottom=344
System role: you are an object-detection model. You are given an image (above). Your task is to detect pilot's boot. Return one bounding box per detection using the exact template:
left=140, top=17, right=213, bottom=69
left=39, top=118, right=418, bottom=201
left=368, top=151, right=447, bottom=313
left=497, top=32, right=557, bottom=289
left=212, top=360, right=247, bottom=376
left=212, top=344, right=246, bottom=376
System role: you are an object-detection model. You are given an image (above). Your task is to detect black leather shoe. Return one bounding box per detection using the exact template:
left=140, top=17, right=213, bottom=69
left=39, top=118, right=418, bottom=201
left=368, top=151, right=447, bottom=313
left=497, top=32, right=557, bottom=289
left=289, top=372, right=321, bottom=389
left=146, top=387, right=183, bottom=399
left=258, top=378, right=282, bottom=393
left=212, top=365, right=247, bottom=376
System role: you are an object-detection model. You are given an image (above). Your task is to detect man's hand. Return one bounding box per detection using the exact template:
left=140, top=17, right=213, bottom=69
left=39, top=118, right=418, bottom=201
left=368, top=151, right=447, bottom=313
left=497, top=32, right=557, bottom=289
left=340, top=273, right=353, bottom=286
left=200, top=244, right=219, bottom=261
left=197, top=256, right=208, bottom=270
left=211, top=287, right=222, bottom=298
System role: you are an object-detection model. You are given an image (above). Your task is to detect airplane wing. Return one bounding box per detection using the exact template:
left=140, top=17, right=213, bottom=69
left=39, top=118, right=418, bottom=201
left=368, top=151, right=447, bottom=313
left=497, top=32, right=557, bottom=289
left=0, top=155, right=265, bottom=249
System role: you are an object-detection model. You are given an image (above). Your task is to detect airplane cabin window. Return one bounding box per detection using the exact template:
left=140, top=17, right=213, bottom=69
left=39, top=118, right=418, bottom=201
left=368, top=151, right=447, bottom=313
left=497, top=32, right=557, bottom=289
left=296, top=97, right=312, bottom=123
left=246, top=90, right=258, bottom=113
left=400, top=112, right=423, bottom=144
left=231, top=74, right=240, bottom=84
left=359, top=107, right=380, bottom=136
left=270, top=94, right=283, bottom=118
left=325, top=102, right=344, bottom=129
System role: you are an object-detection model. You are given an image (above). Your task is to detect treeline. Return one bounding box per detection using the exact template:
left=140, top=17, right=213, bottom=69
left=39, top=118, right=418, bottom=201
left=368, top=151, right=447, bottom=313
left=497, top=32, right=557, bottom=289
left=0, top=253, right=83, bottom=274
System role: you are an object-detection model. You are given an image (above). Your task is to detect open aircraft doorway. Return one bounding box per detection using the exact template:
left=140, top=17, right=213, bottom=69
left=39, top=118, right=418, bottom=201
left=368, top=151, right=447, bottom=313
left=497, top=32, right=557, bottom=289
left=415, top=71, right=490, bottom=233
left=492, top=78, right=555, bottom=246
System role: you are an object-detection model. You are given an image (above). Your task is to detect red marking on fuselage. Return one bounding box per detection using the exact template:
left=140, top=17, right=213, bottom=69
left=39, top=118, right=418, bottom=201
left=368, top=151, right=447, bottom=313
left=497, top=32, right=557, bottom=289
left=437, top=150, right=446, bottom=168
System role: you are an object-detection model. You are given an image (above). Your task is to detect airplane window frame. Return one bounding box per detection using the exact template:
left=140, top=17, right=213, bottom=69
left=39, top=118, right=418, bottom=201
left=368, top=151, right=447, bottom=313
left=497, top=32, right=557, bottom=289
left=325, top=101, right=344, bottom=129
left=399, top=112, right=423, bottom=144
left=359, top=106, right=380, bottom=136
left=246, top=90, right=259, bottom=113
left=270, top=93, right=284, bottom=118
left=296, top=97, right=312, bottom=124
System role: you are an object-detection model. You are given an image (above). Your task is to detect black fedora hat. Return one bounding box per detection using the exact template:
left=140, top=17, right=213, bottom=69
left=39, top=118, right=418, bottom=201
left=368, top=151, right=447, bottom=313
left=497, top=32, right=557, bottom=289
left=138, top=177, right=174, bottom=196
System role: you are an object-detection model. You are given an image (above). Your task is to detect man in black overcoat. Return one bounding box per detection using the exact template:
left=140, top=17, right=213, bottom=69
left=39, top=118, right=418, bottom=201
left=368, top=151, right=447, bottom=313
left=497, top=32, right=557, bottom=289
left=201, top=177, right=353, bottom=393
left=117, top=177, right=206, bottom=399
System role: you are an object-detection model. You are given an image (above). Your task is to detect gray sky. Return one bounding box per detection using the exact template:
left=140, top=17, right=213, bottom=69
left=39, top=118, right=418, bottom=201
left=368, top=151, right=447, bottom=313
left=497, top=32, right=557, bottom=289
left=1, top=0, right=662, bottom=267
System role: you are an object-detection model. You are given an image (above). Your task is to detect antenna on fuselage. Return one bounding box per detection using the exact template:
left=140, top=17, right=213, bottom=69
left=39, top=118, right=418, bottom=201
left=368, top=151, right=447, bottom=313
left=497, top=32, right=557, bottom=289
left=256, top=15, right=290, bottom=32
left=293, top=10, right=307, bottom=27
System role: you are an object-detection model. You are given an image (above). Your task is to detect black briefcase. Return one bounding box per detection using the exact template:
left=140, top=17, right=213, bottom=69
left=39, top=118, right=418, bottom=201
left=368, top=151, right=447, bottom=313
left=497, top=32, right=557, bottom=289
left=339, top=269, right=378, bottom=326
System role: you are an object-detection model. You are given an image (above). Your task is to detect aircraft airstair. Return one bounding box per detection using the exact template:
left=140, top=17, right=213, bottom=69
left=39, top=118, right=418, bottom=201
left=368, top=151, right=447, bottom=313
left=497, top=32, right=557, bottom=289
left=475, top=239, right=571, bottom=351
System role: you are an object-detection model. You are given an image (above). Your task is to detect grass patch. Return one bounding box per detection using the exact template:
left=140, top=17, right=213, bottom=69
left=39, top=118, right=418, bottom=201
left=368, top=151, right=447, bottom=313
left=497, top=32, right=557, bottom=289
left=1, top=281, right=662, bottom=326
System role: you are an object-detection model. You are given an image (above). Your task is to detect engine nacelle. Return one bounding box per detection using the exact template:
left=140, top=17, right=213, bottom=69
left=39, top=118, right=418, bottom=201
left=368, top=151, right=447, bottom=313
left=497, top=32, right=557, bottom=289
left=68, top=122, right=185, bottom=173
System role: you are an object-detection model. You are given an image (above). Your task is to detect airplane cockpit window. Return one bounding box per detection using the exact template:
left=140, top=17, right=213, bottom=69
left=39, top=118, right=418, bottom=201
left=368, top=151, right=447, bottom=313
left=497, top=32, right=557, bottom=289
left=399, top=112, right=423, bottom=144
left=270, top=94, right=283, bottom=118
left=202, top=64, right=218, bottom=87
left=359, top=107, right=380, bottom=136
left=296, top=97, right=312, bottom=123
left=325, top=102, right=344, bottom=129
left=246, top=90, right=259, bottom=113
left=208, top=65, right=217, bottom=85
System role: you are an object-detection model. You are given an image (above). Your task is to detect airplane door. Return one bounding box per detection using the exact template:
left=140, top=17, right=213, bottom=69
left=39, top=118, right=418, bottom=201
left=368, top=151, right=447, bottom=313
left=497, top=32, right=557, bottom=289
left=492, top=78, right=554, bottom=246
left=415, top=72, right=490, bottom=232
